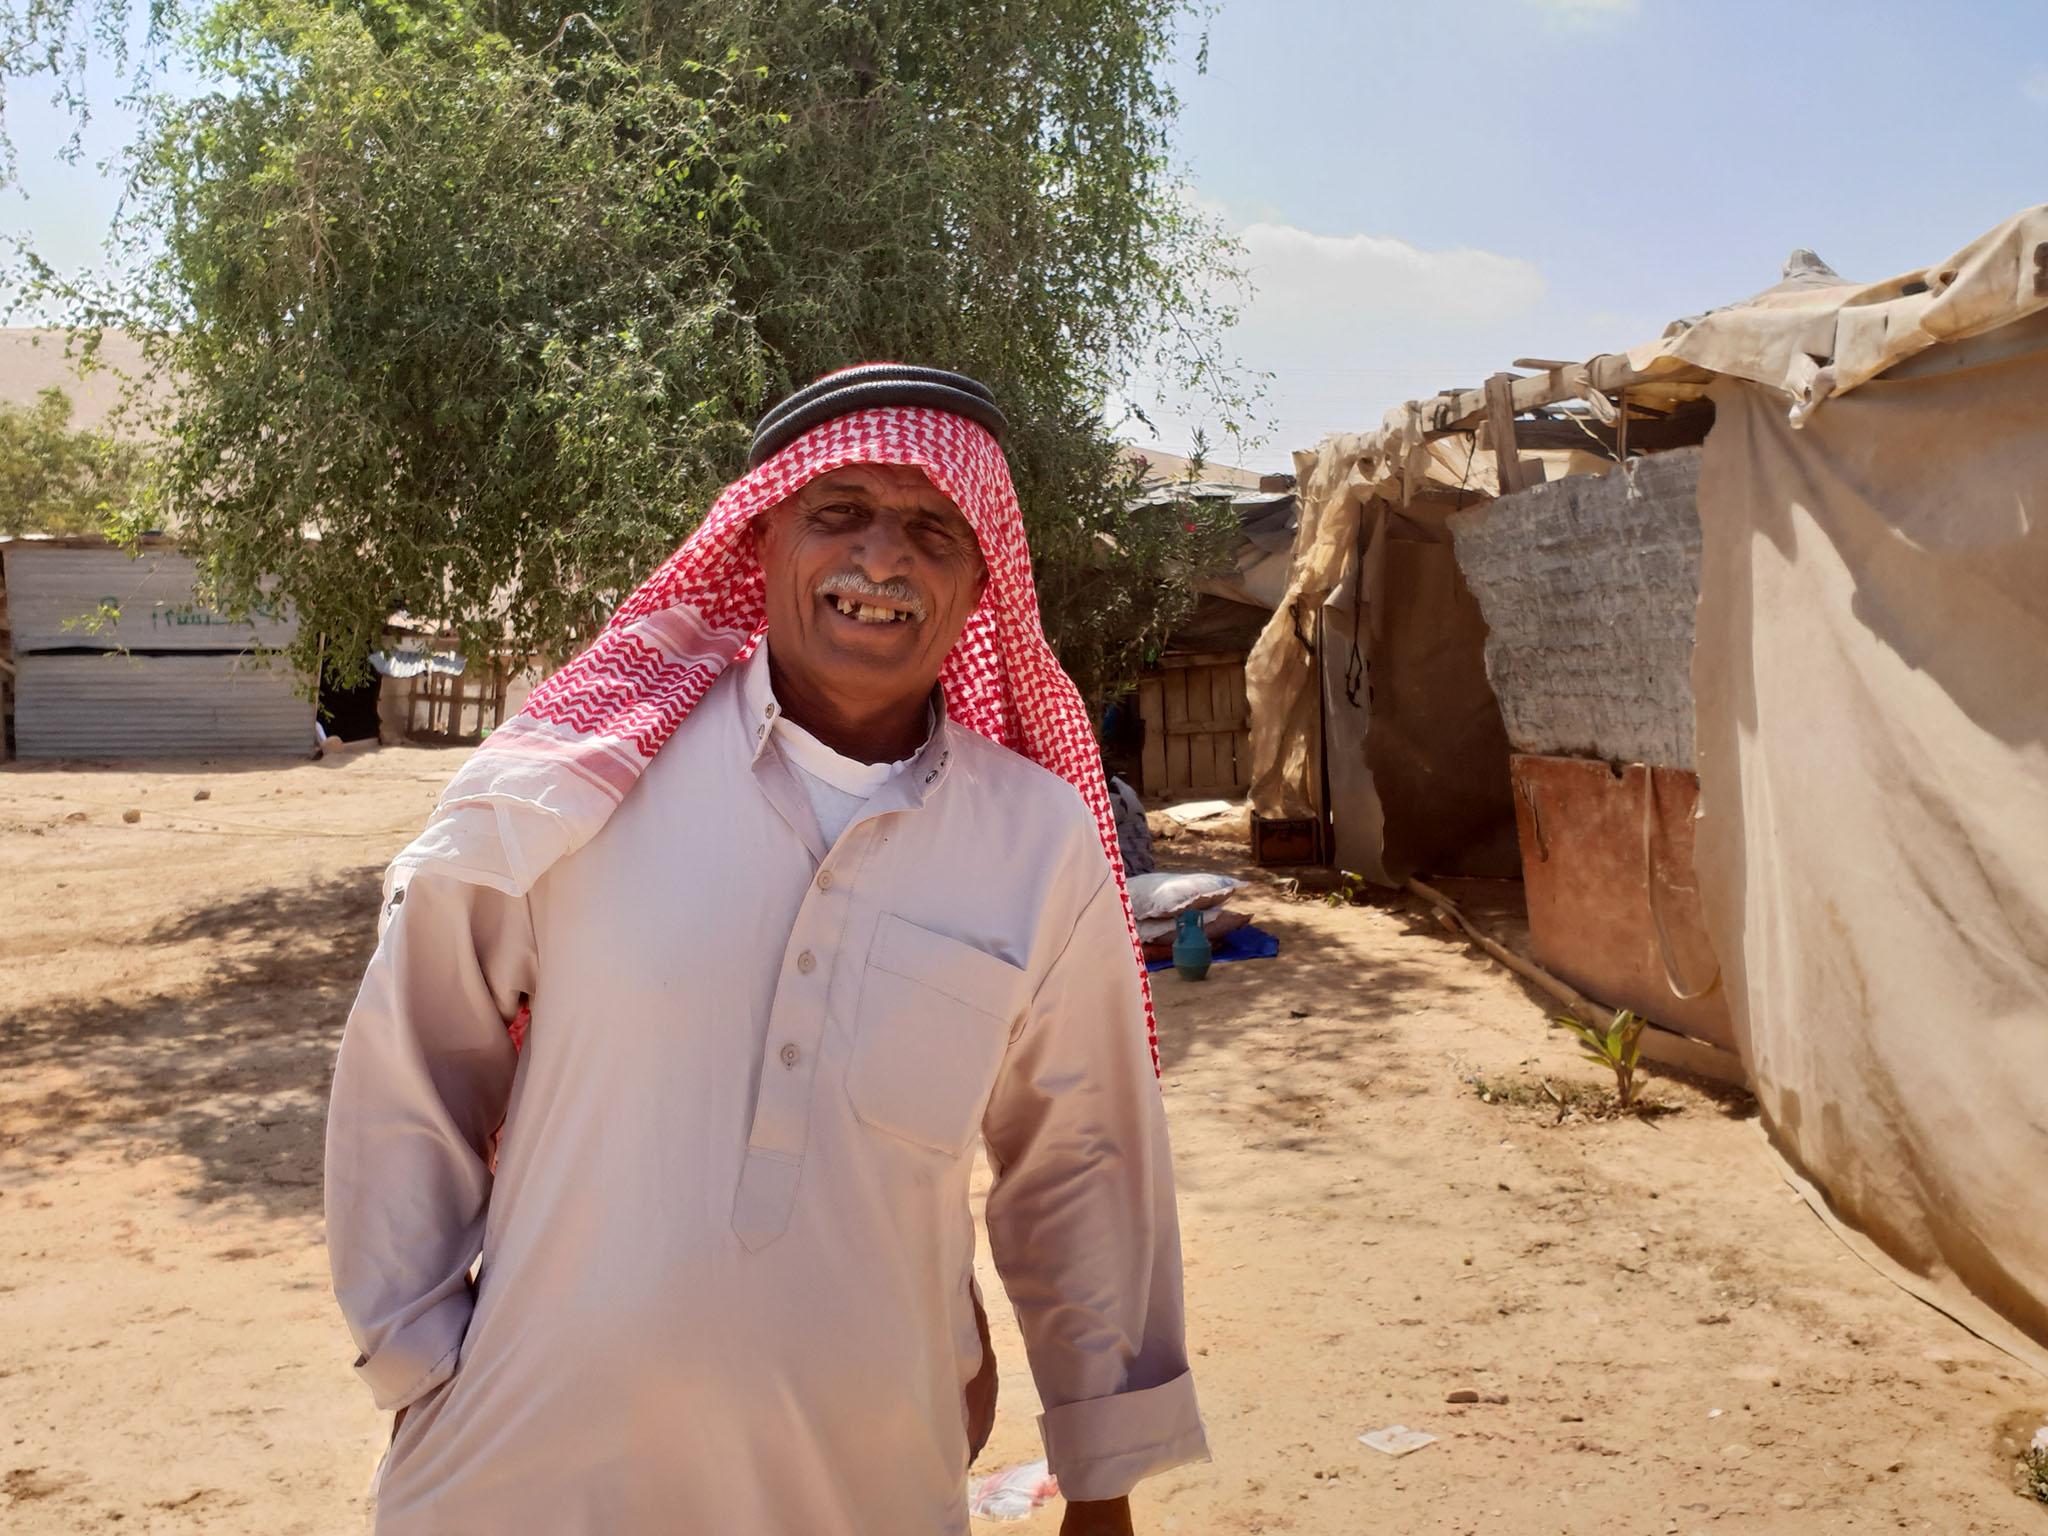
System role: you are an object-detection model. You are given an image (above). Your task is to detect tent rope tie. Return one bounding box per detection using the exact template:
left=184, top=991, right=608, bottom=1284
left=1642, top=765, right=1723, bottom=1002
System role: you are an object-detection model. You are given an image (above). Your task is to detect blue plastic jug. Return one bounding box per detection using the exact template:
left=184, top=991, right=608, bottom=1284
left=1172, top=909, right=1213, bottom=981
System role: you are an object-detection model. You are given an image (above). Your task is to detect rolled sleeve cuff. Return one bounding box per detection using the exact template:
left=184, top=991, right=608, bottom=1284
left=1039, top=1371, right=1210, bottom=1502
left=353, top=1292, right=472, bottom=1412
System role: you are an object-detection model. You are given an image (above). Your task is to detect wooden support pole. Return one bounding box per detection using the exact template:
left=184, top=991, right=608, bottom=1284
left=1404, top=876, right=1748, bottom=1089
left=1483, top=373, right=1535, bottom=495
left=1406, top=875, right=1597, bottom=1015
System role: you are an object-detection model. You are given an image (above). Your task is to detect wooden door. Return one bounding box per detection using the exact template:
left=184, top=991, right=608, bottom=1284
left=1135, top=651, right=1251, bottom=798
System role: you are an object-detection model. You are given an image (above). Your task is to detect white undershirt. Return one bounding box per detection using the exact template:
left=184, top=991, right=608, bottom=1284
left=776, top=718, right=915, bottom=846
left=751, top=639, right=932, bottom=846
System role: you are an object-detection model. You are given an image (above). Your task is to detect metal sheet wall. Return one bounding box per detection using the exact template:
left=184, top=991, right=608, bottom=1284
left=13, top=653, right=313, bottom=758
left=4, top=544, right=310, bottom=758
left=1510, top=753, right=1734, bottom=1049
left=4, top=545, right=297, bottom=653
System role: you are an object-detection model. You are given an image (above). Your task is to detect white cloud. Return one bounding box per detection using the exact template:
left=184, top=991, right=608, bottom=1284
left=2025, top=67, right=2048, bottom=105
left=1238, top=223, right=1546, bottom=328
left=1123, top=218, right=1550, bottom=463
left=1526, top=0, right=1639, bottom=28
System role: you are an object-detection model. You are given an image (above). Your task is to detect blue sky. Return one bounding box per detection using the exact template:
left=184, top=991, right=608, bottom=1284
left=1142, top=0, right=2048, bottom=461
left=6, top=0, right=2046, bottom=462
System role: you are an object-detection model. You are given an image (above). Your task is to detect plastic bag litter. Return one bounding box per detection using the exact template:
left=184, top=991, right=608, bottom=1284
left=967, top=1459, right=1059, bottom=1521
left=1358, top=1425, right=1437, bottom=1457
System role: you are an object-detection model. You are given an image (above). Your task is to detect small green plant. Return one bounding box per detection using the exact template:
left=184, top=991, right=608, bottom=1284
left=1324, top=870, right=1367, bottom=907
left=2024, top=1424, right=2048, bottom=1505
left=1551, top=1008, right=1648, bottom=1110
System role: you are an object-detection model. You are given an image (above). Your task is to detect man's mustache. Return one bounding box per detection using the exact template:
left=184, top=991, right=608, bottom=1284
left=816, top=572, right=927, bottom=622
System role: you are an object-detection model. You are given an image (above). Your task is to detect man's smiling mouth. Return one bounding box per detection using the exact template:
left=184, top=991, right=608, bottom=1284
left=817, top=573, right=926, bottom=625
left=824, top=592, right=917, bottom=624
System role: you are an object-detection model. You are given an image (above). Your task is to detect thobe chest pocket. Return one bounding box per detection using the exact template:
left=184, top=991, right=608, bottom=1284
left=847, top=913, right=1026, bottom=1156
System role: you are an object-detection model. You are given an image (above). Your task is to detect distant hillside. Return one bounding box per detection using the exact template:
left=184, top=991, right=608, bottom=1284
left=1125, top=446, right=1270, bottom=489
left=0, top=330, right=165, bottom=440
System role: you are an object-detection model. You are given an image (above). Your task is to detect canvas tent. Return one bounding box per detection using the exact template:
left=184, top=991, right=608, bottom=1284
left=1248, top=205, right=2048, bottom=1372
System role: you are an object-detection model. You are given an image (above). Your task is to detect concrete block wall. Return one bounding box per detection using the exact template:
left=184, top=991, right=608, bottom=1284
left=1448, top=447, right=1703, bottom=769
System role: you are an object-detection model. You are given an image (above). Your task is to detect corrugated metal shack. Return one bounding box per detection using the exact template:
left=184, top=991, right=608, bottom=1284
left=1124, top=453, right=1296, bottom=800
left=0, top=536, right=312, bottom=759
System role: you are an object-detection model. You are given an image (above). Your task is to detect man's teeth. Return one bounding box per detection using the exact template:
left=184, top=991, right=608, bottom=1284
left=827, top=594, right=912, bottom=623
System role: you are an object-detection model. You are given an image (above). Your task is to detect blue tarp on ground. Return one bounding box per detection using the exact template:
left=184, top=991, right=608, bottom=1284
left=1145, top=924, right=1279, bottom=974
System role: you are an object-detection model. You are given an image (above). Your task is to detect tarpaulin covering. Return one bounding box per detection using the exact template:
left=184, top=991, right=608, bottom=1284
left=1320, top=505, right=1519, bottom=884
left=1247, top=440, right=1605, bottom=820
left=1510, top=755, right=1733, bottom=1050
left=1692, top=348, right=2048, bottom=1373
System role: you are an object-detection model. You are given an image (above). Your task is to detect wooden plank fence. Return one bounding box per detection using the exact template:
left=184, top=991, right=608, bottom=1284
left=1135, top=651, right=1251, bottom=798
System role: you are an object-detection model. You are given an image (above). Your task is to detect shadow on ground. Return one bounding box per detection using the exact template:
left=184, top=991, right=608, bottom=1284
left=1153, top=903, right=1449, bottom=1077
left=0, top=866, right=383, bottom=1216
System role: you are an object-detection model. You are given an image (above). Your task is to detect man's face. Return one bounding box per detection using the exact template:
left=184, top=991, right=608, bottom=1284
left=755, top=463, right=989, bottom=710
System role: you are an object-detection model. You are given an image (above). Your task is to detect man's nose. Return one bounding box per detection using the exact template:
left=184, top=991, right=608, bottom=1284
left=849, top=512, right=915, bottom=578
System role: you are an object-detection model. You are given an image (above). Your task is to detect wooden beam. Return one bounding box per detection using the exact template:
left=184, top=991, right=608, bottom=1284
left=1486, top=397, right=1717, bottom=457
left=1418, top=355, right=1718, bottom=439
left=1160, top=650, right=1248, bottom=669
left=1483, top=373, right=1536, bottom=495
left=1405, top=877, right=1747, bottom=1089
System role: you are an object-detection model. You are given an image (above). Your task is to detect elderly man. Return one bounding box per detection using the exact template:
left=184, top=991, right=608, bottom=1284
left=325, top=366, right=1207, bottom=1535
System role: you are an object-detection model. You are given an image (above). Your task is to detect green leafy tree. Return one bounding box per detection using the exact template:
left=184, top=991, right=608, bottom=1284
left=107, top=0, right=776, bottom=677
left=43, top=0, right=1251, bottom=705
left=0, top=384, right=149, bottom=536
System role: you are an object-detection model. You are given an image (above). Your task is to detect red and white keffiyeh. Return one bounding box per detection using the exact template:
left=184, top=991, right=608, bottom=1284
left=393, top=404, right=1159, bottom=1069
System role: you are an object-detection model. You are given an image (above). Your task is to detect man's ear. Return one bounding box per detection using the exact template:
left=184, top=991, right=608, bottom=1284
left=752, top=501, right=790, bottom=559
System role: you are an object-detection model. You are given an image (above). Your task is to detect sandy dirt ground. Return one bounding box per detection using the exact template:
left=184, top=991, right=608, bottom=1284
left=3, top=749, right=2044, bottom=1535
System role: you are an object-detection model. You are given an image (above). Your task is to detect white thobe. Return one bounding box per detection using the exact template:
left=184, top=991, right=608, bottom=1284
left=325, top=644, right=1207, bottom=1534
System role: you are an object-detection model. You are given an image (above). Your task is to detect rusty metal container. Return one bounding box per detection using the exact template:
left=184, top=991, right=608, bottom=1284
left=1510, top=753, right=1734, bottom=1050
left=1250, top=812, right=1326, bottom=867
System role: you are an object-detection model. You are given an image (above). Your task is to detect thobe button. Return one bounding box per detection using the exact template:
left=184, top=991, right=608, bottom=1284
left=779, top=1042, right=801, bottom=1069
left=817, top=869, right=834, bottom=891
left=796, top=949, right=816, bottom=974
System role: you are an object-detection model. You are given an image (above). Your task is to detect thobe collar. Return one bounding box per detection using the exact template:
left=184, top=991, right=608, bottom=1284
left=733, top=639, right=956, bottom=832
